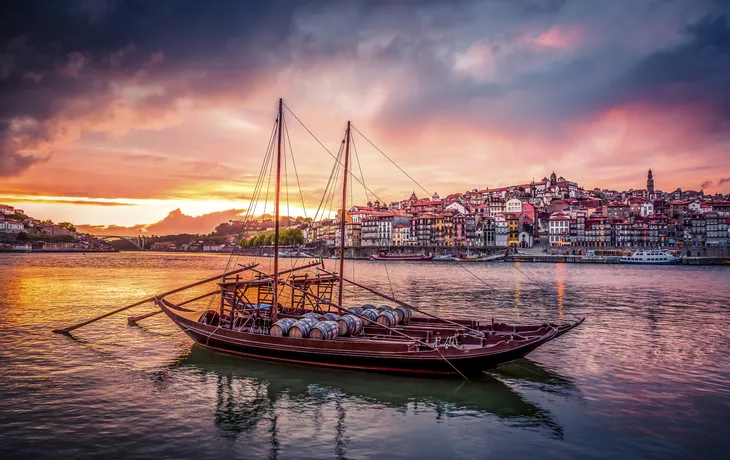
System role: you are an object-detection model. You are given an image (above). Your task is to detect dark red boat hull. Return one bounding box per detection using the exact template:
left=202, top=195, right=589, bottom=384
left=158, top=300, right=580, bottom=377
left=369, top=255, right=434, bottom=261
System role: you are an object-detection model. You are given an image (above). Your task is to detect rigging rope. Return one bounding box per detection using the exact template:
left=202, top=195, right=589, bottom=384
left=508, top=262, right=582, bottom=321
left=282, top=102, right=389, bottom=207
left=383, top=263, right=395, bottom=299
left=351, top=124, right=432, bottom=198
left=456, top=263, right=545, bottom=322
left=203, top=116, right=279, bottom=313
left=350, top=135, right=370, bottom=205
left=283, top=116, right=308, bottom=221
left=434, top=346, right=469, bottom=380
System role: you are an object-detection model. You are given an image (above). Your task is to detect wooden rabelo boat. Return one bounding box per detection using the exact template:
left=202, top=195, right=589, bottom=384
left=369, top=251, right=434, bottom=261
left=153, top=99, right=584, bottom=377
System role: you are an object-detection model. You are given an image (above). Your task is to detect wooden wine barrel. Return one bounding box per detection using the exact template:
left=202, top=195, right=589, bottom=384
left=337, top=314, right=364, bottom=336
left=309, top=321, right=339, bottom=340
left=359, top=308, right=379, bottom=322
left=376, top=310, right=398, bottom=327
left=377, top=304, right=393, bottom=312
left=347, top=306, right=363, bottom=315
left=288, top=318, right=317, bottom=338
left=362, top=304, right=377, bottom=310
left=394, top=306, right=412, bottom=324
left=322, top=312, right=340, bottom=321
left=301, top=312, right=322, bottom=321
left=269, top=318, right=297, bottom=337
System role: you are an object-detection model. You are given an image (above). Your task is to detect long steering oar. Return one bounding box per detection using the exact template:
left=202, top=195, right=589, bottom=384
left=126, top=289, right=219, bottom=325
left=52, top=263, right=258, bottom=335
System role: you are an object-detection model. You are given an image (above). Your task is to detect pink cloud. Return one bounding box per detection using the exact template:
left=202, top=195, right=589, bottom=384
left=534, top=26, right=584, bottom=50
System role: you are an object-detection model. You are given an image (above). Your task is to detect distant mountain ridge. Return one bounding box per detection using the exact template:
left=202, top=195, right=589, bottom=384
left=76, top=208, right=303, bottom=236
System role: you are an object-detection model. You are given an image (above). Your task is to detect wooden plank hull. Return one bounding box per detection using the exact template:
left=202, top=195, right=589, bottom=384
left=157, top=300, right=579, bottom=377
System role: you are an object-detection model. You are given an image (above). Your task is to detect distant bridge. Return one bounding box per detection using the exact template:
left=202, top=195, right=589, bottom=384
left=93, top=235, right=150, bottom=250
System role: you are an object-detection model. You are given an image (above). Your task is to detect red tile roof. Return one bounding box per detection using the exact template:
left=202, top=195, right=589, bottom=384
left=412, top=200, right=442, bottom=206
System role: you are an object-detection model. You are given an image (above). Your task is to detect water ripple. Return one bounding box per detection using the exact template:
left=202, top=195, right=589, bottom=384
left=0, top=253, right=728, bottom=459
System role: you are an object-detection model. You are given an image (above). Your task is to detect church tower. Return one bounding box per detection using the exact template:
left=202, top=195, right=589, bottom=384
left=647, top=169, right=654, bottom=195
left=550, top=171, right=557, bottom=187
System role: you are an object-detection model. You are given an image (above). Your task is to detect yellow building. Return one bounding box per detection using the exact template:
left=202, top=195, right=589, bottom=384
left=392, top=223, right=411, bottom=246
left=507, top=213, right=520, bottom=247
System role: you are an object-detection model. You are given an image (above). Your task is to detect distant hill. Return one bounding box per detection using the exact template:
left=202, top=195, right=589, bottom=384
left=76, top=208, right=304, bottom=237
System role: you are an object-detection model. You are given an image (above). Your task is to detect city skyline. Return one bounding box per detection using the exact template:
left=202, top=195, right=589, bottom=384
left=2, top=0, right=730, bottom=227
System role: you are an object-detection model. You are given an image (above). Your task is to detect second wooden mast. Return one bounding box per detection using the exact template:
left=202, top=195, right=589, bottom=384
left=272, top=98, right=284, bottom=324
left=337, top=121, right=351, bottom=306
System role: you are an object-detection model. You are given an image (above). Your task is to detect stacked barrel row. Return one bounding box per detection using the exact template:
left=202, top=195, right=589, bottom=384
left=269, top=311, right=364, bottom=340
left=269, top=304, right=412, bottom=340
left=350, top=304, right=412, bottom=327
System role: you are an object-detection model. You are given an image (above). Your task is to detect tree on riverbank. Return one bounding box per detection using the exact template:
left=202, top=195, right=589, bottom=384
left=240, top=228, right=304, bottom=247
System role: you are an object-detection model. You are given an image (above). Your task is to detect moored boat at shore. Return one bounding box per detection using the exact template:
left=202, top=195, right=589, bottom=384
left=433, top=254, right=460, bottom=262
left=619, top=249, right=681, bottom=265
left=370, top=251, right=433, bottom=261
left=157, top=294, right=582, bottom=376
left=460, top=253, right=505, bottom=262
left=579, top=250, right=621, bottom=264
left=148, top=99, right=583, bottom=377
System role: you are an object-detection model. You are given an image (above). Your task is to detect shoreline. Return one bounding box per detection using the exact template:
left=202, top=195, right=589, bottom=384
left=2, top=249, right=727, bottom=265
left=0, top=249, right=119, bottom=254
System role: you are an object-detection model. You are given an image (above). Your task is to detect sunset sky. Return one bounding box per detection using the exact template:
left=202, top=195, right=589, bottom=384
left=1, top=0, right=729, bottom=233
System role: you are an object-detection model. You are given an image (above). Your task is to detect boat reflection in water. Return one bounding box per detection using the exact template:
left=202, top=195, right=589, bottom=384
left=174, top=346, right=572, bottom=455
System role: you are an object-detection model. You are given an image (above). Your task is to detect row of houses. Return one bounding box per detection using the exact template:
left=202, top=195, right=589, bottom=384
left=548, top=211, right=730, bottom=247
left=0, top=205, right=76, bottom=237
left=306, top=196, right=536, bottom=248
left=302, top=170, right=730, bottom=248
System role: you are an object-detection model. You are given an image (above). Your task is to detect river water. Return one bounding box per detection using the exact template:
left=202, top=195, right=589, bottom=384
left=0, top=252, right=728, bottom=459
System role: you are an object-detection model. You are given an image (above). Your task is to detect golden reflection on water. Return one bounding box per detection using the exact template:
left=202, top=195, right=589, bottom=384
left=2, top=253, right=730, bottom=460
left=512, top=262, right=521, bottom=314
left=555, top=263, right=565, bottom=322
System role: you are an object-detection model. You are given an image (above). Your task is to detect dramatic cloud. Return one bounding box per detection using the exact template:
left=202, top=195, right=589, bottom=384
left=1, top=0, right=729, bottom=225
left=0, top=196, right=134, bottom=206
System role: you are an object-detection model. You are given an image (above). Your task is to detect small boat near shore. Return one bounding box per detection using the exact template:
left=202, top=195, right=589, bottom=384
left=578, top=250, right=621, bottom=264
left=460, top=253, right=505, bottom=263
left=370, top=251, right=434, bottom=261
left=433, top=254, right=460, bottom=262
left=619, top=249, right=682, bottom=265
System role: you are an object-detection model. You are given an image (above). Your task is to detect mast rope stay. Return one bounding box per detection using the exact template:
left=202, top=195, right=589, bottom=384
left=509, top=262, right=582, bottom=322
left=282, top=102, right=390, bottom=207
left=350, top=123, right=432, bottom=198
left=347, top=122, right=583, bottom=325
left=457, top=263, right=548, bottom=323
left=209, top=117, right=279, bottom=313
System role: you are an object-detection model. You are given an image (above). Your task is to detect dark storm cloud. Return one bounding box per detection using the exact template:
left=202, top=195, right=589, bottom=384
left=0, top=0, right=309, bottom=175
left=1, top=0, right=729, bottom=176
left=377, top=4, right=730, bottom=142
left=618, top=13, right=730, bottom=125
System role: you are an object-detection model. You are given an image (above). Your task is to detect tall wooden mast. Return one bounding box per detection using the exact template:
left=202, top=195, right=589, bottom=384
left=338, top=121, right=351, bottom=306
left=272, top=98, right=283, bottom=323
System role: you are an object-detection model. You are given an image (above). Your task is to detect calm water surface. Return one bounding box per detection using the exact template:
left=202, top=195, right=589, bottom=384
left=1, top=252, right=728, bottom=459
